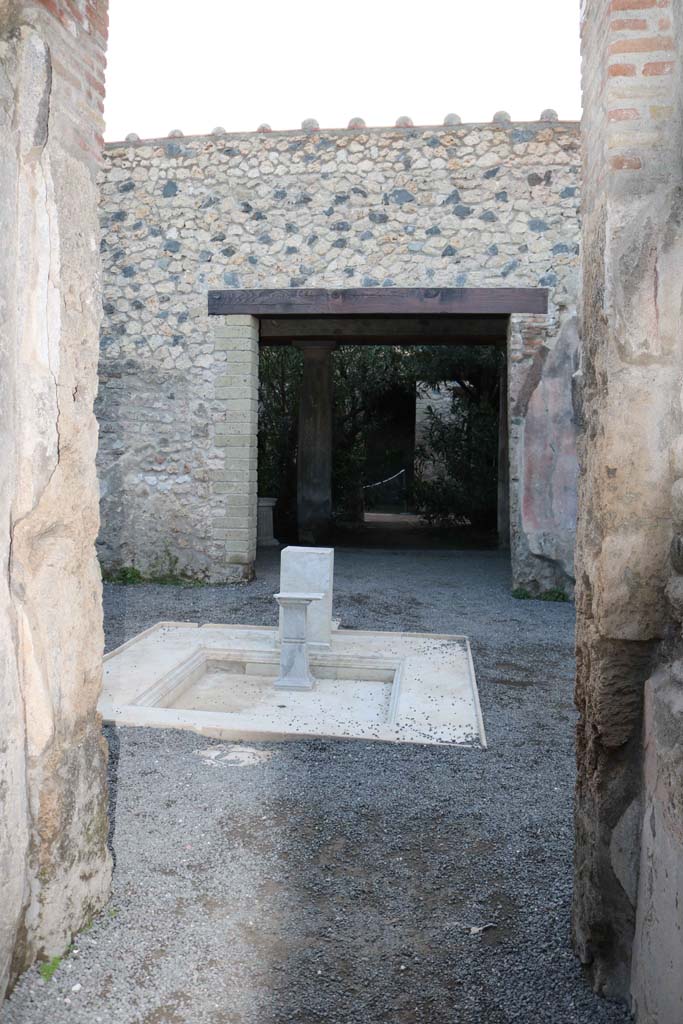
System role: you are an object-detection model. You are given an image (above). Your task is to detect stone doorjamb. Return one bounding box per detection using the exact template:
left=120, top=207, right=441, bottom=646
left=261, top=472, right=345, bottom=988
left=507, top=310, right=577, bottom=594
left=209, top=302, right=574, bottom=593
left=208, top=314, right=259, bottom=580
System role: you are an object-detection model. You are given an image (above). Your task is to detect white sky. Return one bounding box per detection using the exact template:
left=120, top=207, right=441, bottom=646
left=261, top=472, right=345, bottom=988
left=104, top=0, right=582, bottom=142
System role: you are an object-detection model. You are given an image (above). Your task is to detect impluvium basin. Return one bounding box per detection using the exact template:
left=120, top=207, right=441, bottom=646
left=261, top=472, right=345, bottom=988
left=100, top=622, right=486, bottom=747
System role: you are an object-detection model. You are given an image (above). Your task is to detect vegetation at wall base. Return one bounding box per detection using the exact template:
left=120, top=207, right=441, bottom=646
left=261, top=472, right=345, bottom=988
left=539, top=588, right=570, bottom=603
left=101, top=565, right=144, bottom=585
left=512, top=586, right=570, bottom=602
left=39, top=954, right=64, bottom=982
left=100, top=565, right=202, bottom=587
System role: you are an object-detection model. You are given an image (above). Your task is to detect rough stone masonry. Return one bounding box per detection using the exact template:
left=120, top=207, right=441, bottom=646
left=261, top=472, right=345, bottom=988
left=575, top=0, right=683, bottom=1018
left=97, top=118, right=581, bottom=592
left=1, top=0, right=682, bottom=1020
left=0, top=0, right=111, bottom=1003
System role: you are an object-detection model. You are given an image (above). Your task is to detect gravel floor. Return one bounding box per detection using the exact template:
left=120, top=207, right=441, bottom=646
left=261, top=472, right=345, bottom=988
left=5, top=548, right=632, bottom=1024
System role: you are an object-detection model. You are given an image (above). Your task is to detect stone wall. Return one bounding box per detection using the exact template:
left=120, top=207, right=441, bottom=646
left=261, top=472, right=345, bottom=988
left=98, top=119, right=581, bottom=588
left=574, top=0, right=683, bottom=1015
left=509, top=310, right=580, bottom=593
left=0, top=0, right=111, bottom=1000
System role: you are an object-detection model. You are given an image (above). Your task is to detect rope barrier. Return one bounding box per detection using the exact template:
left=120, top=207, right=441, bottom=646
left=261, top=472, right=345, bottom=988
left=362, top=469, right=406, bottom=490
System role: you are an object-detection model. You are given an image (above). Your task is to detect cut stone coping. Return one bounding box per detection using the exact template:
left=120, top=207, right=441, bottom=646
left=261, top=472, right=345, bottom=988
left=105, top=120, right=580, bottom=147
left=100, top=622, right=487, bottom=748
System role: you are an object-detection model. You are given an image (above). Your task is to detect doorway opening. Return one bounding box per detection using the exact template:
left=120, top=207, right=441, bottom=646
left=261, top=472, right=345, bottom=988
left=208, top=286, right=555, bottom=587
left=257, top=341, right=505, bottom=552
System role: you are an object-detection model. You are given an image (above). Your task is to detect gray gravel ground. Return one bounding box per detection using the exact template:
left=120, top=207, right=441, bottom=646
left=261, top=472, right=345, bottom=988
left=4, top=548, right=633, bottom=1024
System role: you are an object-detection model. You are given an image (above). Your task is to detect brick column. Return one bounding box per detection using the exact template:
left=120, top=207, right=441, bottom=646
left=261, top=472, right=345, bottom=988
left=209, top=315, right=259, bottom=581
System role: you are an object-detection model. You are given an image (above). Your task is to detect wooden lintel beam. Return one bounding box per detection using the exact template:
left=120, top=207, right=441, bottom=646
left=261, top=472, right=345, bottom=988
left=258, top=315, right=507, bottom=340
left=259, top=335, right=505, bottom=348
left=208, top=287, right=547, bottom=317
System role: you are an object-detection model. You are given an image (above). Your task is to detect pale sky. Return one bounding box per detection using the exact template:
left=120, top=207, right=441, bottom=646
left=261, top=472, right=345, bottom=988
left=104, top=0, right=582, bottom=142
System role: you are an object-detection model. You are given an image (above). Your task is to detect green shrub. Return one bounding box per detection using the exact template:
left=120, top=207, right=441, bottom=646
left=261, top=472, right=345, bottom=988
left=102, top=565, right=143, bottom=584
left=413, top=393, right=499, bottom=529
left=257, top=343, right=503, bottom=528
left=539, top=587, right=570, bottom=603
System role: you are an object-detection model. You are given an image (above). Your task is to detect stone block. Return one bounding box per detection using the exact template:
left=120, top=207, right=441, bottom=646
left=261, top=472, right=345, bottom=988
left=279, top=546, right=334, bottom=647
left=214, top=386, right=256, bottom=400
left=213, top=314, right=259, bottom=329
left=213, top=424, right=257, bottom=442
left=214, top=337, right=259, bottom=352
left=631, top=669, right=683, bottom=1022
left=224, top=539, right=257, bottom=556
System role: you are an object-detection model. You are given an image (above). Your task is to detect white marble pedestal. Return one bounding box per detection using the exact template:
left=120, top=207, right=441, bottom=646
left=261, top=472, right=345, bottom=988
left=274, top=591, right=323, bottom=691
left=257, top=497, right=278, bottom=547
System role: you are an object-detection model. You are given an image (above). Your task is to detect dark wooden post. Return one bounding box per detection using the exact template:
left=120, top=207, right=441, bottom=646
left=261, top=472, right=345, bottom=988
left=497, top=361, right=510, bottom=549
left=295, top=341, right=336, bottom=544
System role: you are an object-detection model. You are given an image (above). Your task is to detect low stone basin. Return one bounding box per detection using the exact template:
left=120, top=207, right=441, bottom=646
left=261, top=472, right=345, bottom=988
left=100, top=622, right=486, bottom=747
left=145, top=648, right=397, bottom=729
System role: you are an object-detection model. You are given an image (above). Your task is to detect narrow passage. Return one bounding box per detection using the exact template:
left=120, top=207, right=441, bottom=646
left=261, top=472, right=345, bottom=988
left=5, top=550, right=631, bottom=1024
